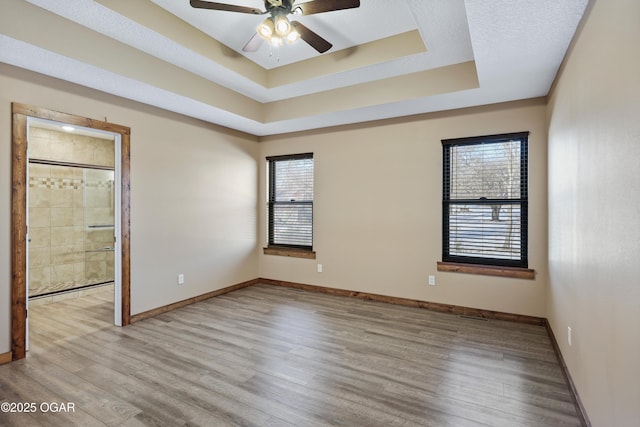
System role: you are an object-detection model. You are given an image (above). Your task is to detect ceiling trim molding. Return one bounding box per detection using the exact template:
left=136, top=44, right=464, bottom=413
left=266, top=30, right=427, bottom=88
left=265, top=61, right=479, bottom=122
left=95, top=0, right=267, bottom=85
left=0, top=0, right=262, bottom=121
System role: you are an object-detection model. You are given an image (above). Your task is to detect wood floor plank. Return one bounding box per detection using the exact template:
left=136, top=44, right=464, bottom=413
left=12, top=354, right=142, bottom=426
left=0, top=284, right=583, bottom=426
left=0, top=365, right=106, bottom=426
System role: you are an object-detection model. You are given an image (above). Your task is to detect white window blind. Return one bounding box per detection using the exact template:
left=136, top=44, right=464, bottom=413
left=267, top=153, right=314, bottom=249
left=442, top=133, right=529, bottom=267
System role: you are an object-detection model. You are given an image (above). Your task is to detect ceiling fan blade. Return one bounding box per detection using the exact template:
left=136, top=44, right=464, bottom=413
left=295, top=0, right=360, bottom=15
left=291, top=21, right=332, bottom=53
left=242, top=32, right=264, bottom=52
left=189, top=0, right=263, bottom=14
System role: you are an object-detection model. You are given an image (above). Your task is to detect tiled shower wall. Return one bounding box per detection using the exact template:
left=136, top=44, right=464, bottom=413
left=28, top=127, right=115, bottom=297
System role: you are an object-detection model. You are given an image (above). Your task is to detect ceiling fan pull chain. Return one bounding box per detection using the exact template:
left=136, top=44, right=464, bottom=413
left=267, top=42, right=280, bottom=62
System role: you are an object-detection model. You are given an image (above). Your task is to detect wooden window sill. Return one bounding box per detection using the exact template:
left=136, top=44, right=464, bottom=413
left=437, top=261, right=535, bottom=280
left=263, top=247, right=316, bottom=259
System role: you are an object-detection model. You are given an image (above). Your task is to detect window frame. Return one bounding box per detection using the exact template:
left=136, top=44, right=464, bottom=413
left=441, top=132, right=529, bottom=269
left=266, top=152, right=314, bottom=252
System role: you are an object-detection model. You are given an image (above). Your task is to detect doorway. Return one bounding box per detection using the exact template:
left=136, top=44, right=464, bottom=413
left=11, top=103, right=131, bottom=361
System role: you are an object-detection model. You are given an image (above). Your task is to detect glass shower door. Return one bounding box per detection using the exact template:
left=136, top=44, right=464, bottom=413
left=27, top=164, right=115, bottom=298
left=83, top=169, right=115, bottom=286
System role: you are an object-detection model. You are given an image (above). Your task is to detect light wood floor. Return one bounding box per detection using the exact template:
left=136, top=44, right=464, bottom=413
left=0, top=284, right=582, bottom=426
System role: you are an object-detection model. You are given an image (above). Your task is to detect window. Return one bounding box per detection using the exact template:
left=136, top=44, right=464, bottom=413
left=267, top=153, right=314, bottom=251
left=442, top=132, right=529, bottom=268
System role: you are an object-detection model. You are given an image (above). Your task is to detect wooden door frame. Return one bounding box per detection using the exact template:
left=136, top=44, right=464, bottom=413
left=11, top=103, right=131, bottom=360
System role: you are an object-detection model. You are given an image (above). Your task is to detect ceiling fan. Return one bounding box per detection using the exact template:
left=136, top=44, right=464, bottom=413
left=190, top=0, right=361, bottom=54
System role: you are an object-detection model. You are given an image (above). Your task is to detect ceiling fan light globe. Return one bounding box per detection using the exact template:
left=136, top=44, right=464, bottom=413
left=274, top=15, right=291, bottom=36
left=257, top=17, right=274, bottom=40
left=286, top=29, right=300, bottom=44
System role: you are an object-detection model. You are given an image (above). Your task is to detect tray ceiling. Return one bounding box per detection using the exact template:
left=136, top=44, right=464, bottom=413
left=0, top=0, right=588, bottom=136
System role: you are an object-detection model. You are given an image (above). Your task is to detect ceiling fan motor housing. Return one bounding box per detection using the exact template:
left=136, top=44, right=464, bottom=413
left=265, top=0, right=294, bottom=16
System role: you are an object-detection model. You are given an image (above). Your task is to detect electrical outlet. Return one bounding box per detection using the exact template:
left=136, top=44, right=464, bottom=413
left=178, top=274, right=185, bottom=285
left=428, top=275, right=436, bottom=286
left=568, top=326, right=572, bottom=346
left=317, top=264, right=323, bottom=273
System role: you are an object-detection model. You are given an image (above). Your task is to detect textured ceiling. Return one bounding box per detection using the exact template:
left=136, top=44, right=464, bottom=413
left=0, top=0, right=588, bottom=136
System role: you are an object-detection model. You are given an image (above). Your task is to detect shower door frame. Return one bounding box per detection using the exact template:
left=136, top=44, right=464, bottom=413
left=11, top=103, right=131, bottom=361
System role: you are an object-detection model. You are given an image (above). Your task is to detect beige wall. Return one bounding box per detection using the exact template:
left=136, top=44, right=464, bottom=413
left=0, top=63, right=260, bottom=354
left=259, top=99, right=548, bottom=317
left=546, top=0, right=640, bottom=424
